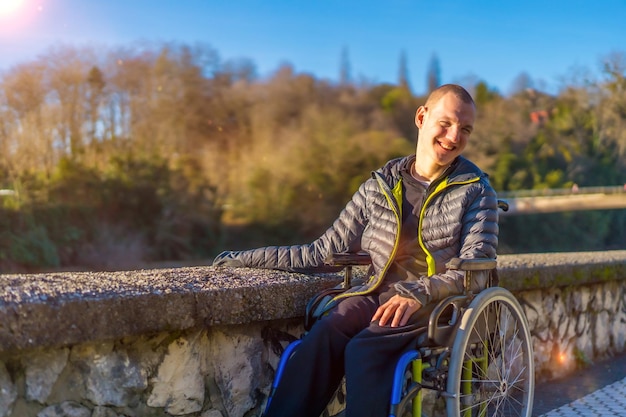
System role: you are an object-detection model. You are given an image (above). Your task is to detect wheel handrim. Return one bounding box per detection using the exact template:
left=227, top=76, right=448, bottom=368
left=447, top=288, right=535, bottom=417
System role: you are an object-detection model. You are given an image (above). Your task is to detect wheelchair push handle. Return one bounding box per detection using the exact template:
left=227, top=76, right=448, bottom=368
left=445, top=257, right=497, bottom=271
left=324, top=252, right=372, bottom=266
left=325, top=252, right=372, bottom=288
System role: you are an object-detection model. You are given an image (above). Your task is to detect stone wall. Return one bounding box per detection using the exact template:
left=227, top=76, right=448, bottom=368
left=0, top=250, right=625, bottom=417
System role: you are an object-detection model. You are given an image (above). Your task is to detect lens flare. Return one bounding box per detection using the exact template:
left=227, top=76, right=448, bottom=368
left=0, top=0, right=24, bottom=17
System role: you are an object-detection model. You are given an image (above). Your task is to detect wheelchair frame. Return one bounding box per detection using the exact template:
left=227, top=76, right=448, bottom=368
left=387, top=259, right=535, bottom=417
left=265, top=201, right=535, bottom=416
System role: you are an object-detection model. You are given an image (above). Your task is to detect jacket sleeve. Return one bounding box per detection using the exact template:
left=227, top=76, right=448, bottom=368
left=212, top=181, right=372, bottom=273
left=394, top=181, right=499, bottom=305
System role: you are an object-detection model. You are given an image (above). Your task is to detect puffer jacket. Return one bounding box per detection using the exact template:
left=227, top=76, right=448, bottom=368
left=213, top=154, right=499, bottom=306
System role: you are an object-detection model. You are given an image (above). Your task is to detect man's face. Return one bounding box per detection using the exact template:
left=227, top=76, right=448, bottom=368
left=414, top=92, right=476, bottom=169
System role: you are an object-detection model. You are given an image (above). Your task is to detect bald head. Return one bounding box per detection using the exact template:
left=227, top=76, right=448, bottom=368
left=425, top=84, right=475, bottom=110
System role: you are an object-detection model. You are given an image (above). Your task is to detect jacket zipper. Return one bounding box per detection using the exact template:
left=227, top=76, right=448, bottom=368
left=328, top=170, right=481, bottom=304
left=329, top=172, right=403, bottom=302
left=417, top=176, right=481, bottom=276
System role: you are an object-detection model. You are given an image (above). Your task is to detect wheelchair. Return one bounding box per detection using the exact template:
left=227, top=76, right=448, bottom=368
left=265, top=205, right=535, bottom=417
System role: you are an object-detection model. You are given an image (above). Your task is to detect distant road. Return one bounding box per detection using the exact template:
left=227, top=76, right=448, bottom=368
left=498, top=185, right=626, bottom=215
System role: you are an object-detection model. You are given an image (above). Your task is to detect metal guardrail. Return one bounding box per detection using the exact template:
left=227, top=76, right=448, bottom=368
left=498, top=186, right=626, bottom=215
left=498, top=185, right=626, bottom=198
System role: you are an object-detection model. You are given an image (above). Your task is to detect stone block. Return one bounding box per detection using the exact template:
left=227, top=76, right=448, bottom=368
left=22, top=348, right=69, bottom=403
left=610, top=300, right=626, bottom=352
left=70, top=342, right=146, bottom=407
left=209, top=326, right=267, bottom=417
left=590, top=285, right=605, bottom=312
left=37, top=401, right=91, bottom=417
left=147, top=331, right=209, bottom=415
left=520, top=289, right=543, bottom=331
left=0, top=362, right=17, bottom=417
left=573, top=307, right=589, bottom=337
left=531, top=331, right=552, bottom=376
left=574, top=333, right=594, bottom=366
left=593, top=310, right=611, bottom=356
left=201, top=410, right=224, bottom=417
left=604, top=281, right=619, bottom=311
left=91, top=406, right=119, bottom=417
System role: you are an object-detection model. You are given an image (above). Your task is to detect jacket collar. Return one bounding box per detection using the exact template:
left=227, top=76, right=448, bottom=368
left=375, top=155, right=486, bottom=186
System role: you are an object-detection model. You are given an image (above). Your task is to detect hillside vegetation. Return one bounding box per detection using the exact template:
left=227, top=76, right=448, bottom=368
left=1, top=43, right=625, bottom=272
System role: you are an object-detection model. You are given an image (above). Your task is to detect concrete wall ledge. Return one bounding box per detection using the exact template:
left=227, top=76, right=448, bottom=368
left=498, top=250, right=626, bottom=291
left=1, top=250, right=625, bottom=354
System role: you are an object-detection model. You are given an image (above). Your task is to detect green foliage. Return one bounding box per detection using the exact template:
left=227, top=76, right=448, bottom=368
left=474, top=81, right=500, bottom=106
left=0, top=211, right=60, bottom=271
left=381, top=87, right=412, bottom=112
left=0, top=153, right=221, bottom=272
left=380, top=87, right=419, bottom=140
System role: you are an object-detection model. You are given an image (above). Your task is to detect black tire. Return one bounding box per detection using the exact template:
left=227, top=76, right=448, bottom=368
left=446, top=287, right=534, bottom=417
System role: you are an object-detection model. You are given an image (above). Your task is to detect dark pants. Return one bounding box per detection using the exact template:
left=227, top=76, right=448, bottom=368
left=263, top=294, right=434, bottom=417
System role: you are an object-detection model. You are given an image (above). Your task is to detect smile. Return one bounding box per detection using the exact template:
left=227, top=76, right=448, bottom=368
left=438, top=141, right=456, bottom=151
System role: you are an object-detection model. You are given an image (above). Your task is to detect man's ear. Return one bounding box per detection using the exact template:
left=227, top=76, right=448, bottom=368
left=415, top=106, right=426, bottom=128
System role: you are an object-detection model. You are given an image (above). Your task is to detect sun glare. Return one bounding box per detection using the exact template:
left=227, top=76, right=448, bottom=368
left=0, top=0, right=24, bottom=17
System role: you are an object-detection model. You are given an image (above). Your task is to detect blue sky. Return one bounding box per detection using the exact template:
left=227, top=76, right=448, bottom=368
left=1, top=0, right=625, bottom=95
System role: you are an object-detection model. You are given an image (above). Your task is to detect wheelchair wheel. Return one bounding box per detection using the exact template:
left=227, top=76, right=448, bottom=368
left=446, top=287, right=534, bottom=417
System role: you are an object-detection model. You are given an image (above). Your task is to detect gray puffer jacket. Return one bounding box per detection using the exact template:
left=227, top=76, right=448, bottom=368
left=213, top=155, right=499, bottom=306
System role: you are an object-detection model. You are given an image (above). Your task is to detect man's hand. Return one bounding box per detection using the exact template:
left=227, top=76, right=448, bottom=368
left=372, top=294, right=422, bottom=327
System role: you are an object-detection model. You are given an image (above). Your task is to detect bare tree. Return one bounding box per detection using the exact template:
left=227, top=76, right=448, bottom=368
left=1, top=62, right=51, bottom=174
left=509, top=71, right=534, bottom=95
left=86, top=66, right=106, bottom=144
left=597, top=52, right=626, bottom=158
left=44, top=47, right=97, bottom=157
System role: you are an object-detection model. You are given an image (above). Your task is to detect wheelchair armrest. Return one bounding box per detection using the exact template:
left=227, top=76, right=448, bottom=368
left=325, top=252, right=372, bottom=266
left=325, top=252, right=372, bottom=289
left=445, top=257, right=497, bottom=271
left=427, top=295, right=470, bottom=347
left=303, top=253, right=372, bottom=332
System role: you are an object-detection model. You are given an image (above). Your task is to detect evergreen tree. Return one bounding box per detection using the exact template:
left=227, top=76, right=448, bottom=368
left=339, top=46, right=351, bottom=86
left=398, top=50, right=411, bottom=92
left=426, top=53, right=441, bottom=93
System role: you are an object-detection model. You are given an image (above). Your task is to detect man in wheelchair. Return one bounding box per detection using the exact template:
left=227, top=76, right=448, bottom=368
left=213, top=84, right=499, bottom=417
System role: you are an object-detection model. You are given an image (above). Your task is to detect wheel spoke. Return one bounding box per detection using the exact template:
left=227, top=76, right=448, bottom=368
left=447, top=289, right=534, bottom=417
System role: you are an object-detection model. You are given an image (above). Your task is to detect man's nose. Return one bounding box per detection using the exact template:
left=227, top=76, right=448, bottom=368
left=446, top=126, right=461, bottom=142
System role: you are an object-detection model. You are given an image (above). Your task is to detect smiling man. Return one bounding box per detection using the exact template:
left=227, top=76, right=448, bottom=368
left=213, top=84, right=499, bottom=417
left=413, top=86, right=475, bottom=181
